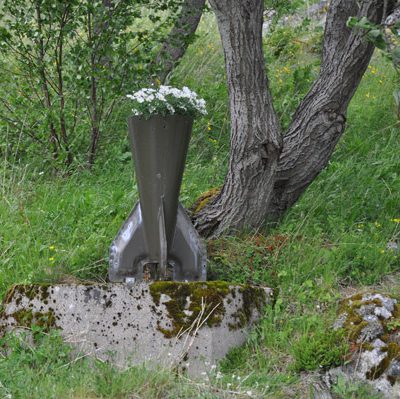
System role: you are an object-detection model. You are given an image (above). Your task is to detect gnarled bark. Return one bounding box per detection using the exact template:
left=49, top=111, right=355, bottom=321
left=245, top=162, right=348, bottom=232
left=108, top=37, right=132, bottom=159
left=194, top=0, right=394, bottom=237
left=193, top=0, right=282, bottom=237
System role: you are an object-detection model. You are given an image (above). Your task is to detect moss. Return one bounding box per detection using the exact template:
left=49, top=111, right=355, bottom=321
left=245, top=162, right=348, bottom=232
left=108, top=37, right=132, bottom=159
left=338, top=294, right=387, bottom=342
left=337, top=293, right=400, bottom=383
left=367, top=342, right=400, bottom=381
left=189, top=188, right=221, bottom=215
left=149, top=281, right=268, bottom=338
left=4, top=284, right=52, bottom=304
left=150, top=281, right=230, bottom=338
left=229, top=285, right=267, bottom=330
left=9, top=309, right=56, bottom=331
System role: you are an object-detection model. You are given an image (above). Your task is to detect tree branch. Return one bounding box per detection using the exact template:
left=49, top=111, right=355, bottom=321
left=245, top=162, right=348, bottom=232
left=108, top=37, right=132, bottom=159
left=154, top=0, right=206, bottom=83
left=266, top=0, right=394, bottom=221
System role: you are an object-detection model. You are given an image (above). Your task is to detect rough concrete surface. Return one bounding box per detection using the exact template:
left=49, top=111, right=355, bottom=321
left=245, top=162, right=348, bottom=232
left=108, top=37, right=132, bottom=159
left=0, top=282, right=272, bottom=377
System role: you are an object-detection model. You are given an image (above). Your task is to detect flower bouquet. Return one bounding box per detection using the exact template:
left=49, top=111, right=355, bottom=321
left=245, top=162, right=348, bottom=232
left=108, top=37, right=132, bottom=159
left=126, top=85, right=207, bottom=119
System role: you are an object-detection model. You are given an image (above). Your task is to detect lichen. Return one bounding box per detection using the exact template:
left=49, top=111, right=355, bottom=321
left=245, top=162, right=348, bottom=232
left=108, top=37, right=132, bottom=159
left=149, top=281, right=268, bottom=338
left=150, top=281, right=230, bottom=338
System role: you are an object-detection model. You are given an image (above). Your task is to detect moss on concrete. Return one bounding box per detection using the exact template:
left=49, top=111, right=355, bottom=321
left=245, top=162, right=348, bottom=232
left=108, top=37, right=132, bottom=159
left=3, top=284, right=52, bottom=305
left=229, top=285, right=267, bottom=330
left=149, top=281, right=268, bottom=338
left=9, top=309, right=56, bottom=331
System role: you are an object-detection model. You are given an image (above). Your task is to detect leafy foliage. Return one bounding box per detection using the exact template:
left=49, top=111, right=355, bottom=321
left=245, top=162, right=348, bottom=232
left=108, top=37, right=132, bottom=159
left=0, top=0, right=182, bottom=167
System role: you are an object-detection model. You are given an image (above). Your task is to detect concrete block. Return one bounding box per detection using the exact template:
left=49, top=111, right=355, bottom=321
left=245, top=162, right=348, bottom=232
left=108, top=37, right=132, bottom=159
left=0, top=282, right=273, bottom=377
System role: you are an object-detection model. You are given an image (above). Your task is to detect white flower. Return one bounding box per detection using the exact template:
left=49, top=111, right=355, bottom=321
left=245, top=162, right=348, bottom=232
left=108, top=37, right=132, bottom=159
left=126, top=86, right=206, bottom=117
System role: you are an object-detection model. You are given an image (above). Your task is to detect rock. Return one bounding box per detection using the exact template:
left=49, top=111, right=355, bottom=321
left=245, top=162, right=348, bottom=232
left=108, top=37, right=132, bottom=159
left=387, top=360, right=400, bottom=378
left=362, top=293, right=397, bottom=313
left=387, top=241, right=399, bottom=254
left=0, top=282, right=272, bottom=378
left=358, top=318, right=384, bottom=343
left=356, top=347, right=387, bottom=377
left=333, top=312, right=347, bottom=330
left=324, top=292, right=400, bottom=398
left=372, top=339, right=387, bottom=349
left=310, top=381, right=333, bottom=399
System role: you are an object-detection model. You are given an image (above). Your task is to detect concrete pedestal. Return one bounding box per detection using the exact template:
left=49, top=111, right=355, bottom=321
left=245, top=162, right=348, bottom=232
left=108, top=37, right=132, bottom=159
left=0, top=282, right=272, bottom=377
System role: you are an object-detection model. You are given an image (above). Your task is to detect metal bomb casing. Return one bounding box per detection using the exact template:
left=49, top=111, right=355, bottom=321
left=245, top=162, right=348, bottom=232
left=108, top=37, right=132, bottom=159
left=109, top=114, right=207, bottom=282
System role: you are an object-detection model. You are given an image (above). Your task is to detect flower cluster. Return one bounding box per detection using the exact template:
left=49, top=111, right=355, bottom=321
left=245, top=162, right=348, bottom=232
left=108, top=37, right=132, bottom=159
left=127, top=85, right=207, bottom=119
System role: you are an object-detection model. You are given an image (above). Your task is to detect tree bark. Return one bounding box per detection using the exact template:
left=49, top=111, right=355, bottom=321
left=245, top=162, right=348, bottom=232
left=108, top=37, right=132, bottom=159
left=194, top=0, right=394, bottom=237
left=193, top=0, right=282, bottom=237
left=155, top=0, right=206, bottom=83
left=266, top=0, right=391, bottom=221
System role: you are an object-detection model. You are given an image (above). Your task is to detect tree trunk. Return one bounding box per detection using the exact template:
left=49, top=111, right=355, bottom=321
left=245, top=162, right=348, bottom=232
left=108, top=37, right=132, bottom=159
left=35, top=3, right=59, bottom=160
left=155, top=0, right=206, bottom=83
left=193, top=0, right=282, bottom=237
left=55, top=6, right=73, bottom=167
left=266, top=0, right=390, bottom=221
left=194, top=0, right=393, bottom=237
left=87, top=9, right=101, bottom=168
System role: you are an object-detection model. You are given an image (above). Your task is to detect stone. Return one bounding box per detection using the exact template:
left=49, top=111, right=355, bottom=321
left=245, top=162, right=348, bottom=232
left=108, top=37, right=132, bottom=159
left=324, top=292, right=400, bottom=398
left=358, top=318, right=384, bottom=343
left=0, top=282, right=273, bottom=377
left=386, top=241, right=399, bottom=254
left=333, top=312, right=347, bottom=330
left=387, top=360, right=400, bottom=378
left=362, top=293, right=397, bottom=313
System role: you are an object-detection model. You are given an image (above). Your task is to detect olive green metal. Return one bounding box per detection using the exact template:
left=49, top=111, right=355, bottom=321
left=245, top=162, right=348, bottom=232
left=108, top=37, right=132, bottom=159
left=109, top=114, right=207, bottom=282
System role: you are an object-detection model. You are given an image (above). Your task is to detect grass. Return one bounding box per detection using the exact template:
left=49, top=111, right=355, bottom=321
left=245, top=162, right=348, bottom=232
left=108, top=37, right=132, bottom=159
left=0, top=9, right=399, bottom=399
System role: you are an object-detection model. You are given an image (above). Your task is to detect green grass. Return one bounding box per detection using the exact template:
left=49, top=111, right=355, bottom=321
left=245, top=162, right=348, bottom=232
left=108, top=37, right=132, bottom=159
left=0, top=10, right=399, bottom=399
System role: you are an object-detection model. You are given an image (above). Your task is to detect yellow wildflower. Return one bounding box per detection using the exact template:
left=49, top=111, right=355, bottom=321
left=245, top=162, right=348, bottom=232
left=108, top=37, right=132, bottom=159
left=49, top=257, right=55, bottom=262
left=49, top=245, right=55, bottom=250
left=391, top=218, right=400, bottom=223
